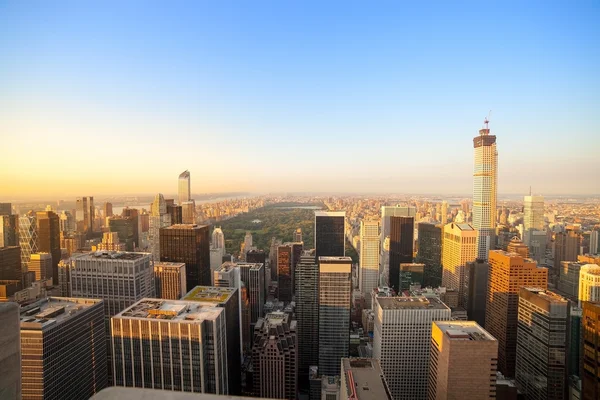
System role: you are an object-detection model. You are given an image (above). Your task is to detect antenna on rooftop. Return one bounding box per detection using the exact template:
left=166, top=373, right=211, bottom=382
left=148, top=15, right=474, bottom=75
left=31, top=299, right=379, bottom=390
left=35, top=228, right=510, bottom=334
left=483, top=110, right=492, bottom=130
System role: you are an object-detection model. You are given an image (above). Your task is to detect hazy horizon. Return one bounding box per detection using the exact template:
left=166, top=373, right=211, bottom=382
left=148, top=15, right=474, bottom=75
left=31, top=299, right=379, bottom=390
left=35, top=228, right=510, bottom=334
left=1, top=2, right=599, bottom=198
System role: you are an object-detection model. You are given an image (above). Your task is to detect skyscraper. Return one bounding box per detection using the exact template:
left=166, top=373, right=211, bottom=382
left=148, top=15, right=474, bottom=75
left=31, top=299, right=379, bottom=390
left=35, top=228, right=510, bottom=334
left=28, top=252, right=52, bottom=282
left=579, top=264, right=600, bottom=306
left=339, top=358, right=392, bottom=400
left=36, top=210, right=61, bottom=284
left=0, top=202, right=12, bottom=215
left=318, top=256, right=352, bottom=376
left=314, top=211, right=345, bottom=259
left=591, top=230, right=600, bottom=255
left=516, top=287, right=569, bottom=400
left=428, top=321, right=498, bottom=400
left=359, top=220, right=380, bottom=307
left=160, top=224, right=211, bottom=291
left=103, top=202, right=113, bottom=218
left=154, top=261, right=186, bottom=300
left=373, top=296, right=451, bottom=400
left=523, top=195, right=545, bottom=248
left=507, top=236, right=530, bottom=258
left=252, top=311, right=298, bottom=400
left=464, top=259, right=489, bottom=327
left=380, top=205, right=416, bottom=249
left=178, top=170, right=191, bottom=205
left=295, top=250, right=319, bottom=385
left=238, top=262, right=265, bottom=325
left=0, top=214, right=19, bottom=247
left=212, top=226, right=225, bottom=249
left=472, top=120, right=498, bottom=260
left=441, top=223, right=477, bottom=307
left=148, top=193, right=172, bottom=261
left=111, top=298, right=228, bottom=395
left=76, top=196, right=95, bottom=234
left=416, top=222, right=443, bottom=287
left=18, top=212, right=38, bottom=273
left=58, top=210, right=75, bottom=235
left=440, top=201, right=448, bottom=225
left=181, top=201, right=196, bottom=224
left=277, top=244, right=293, bottom=302
left=582, top=301, right=600, bottom=399
left=486, top=250, right=548, bottom=377
left=20, top=297, right=107, bottom=399
left=388, top=216, right=414, bottom=292
left=555, top=229, right=580, bottom=271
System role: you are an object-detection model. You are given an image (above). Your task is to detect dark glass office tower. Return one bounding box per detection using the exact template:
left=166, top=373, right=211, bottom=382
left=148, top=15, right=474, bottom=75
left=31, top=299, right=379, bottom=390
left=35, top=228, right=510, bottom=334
left=0, top=214, right=19, bottom=247
left=108, top=216, right=137, bottom=251
left=277, top=245, right=293, bottom=302
left=246, top=249, right=267, bottom=300
left=389, top=216, right=414, bottom=292
left=295, top=250, right=319, bottom=388
left=314, top=211, right=345, bottom=259
left=0, top=246, right=21, bottom=282
left=36, top=211, right=61, bottom=285
left=160, top=224, right=211, bottom=291
left=415, top=222, right=442, bottom=287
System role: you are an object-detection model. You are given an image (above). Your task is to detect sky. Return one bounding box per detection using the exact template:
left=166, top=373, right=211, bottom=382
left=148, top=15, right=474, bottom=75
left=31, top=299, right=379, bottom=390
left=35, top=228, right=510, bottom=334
left=0, top=1, right=599, bottom=200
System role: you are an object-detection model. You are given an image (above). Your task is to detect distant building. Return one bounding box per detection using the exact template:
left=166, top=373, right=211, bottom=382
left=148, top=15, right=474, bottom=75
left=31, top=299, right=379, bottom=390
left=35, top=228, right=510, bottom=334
left=340, top=358, right=392, bottom=400
left=428, top=321, right=498, bottom=400
left=295, top=250, right=319, bottom=386
left=293, top=228, right=303, bottom=243
left=441, top=223, right=477, bottom=307
left=557, top=261, right=583, bottom=300
left=167, top=202, right=183, bottom=224
left=486, top=250, right=548, bottom=377
left=579, top=264, right=600, bottom=306
left=181, top=201, right=196, bottom=224
left=0, top=202, right=11, bottom=216
left=318, top=256, right=352, bottom=376
left=554, top=229, right=580, bottom=272
left=0, top=246, right=22, bottom=284
left=238, top=262, right=265, bottom=325
left=380, top=205, right=416, bottom=249
left=108, top=215, right=138, bottom=251
left=148, top=193, right=172, bottom=261
left=516, top=288, right=568, bottom=400
left=96, top=231, right=127, bottom=251
left=591, top=230, right=600, bottom=255
left=19, top=212, right=39, bottom=274
left=28, top=252, right=52, bottom=282
left=399, top=263, right=425, bottom=292
left=20, top=297, right=107, bottom=399
left=507, top=236, right=529, bottom=258
left=57, top=258, right=72, bottom=297
left=112, top=299, right=227, bottom=394
left=373, top=296, right=451, bottom=400
left=0, top=214, right=19, bottom=247
left=212, top=227, right=225, bottom=249
left=160, top=224, right=211, bottom=291
left=178, top=170, right=191, bottom=205
left=76, top=196, right=95, bottom=234
left=103, top=202, right=113, bottom=218
left=252, top=312, right=297, bottom=399
left=582, top=301, right=600, bottom=399
left=388, top=216, right=414, bottom=292
left=154, top=262, right=186, bottom=300
left=416, top=222, right=442, bottom=287
left=359, top=220, right=380, bottom=308
left=314, top=211, right=345, bottom=259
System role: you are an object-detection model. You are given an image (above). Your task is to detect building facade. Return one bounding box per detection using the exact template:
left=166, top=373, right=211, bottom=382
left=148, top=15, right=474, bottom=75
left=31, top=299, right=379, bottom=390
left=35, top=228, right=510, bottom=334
left=416, top=222, right=443, bottom=287
left=178, top=170, right=191, bottom=205
left=148, top=193, right=172, bottom=261
left=359, top=220, right=380, bottom=308
left=76, top=196, right=95, bottom=234
left=388, top=216, right=414, bottom=292
left=277, top=244, right=293, bottom=302
left=19, top=212, right=39, bottom=273
left=35, top=210, right=61, bottom=285
left=441, top=223, right=477, bottom=308
left=464, top=259, right=489, bottom=327
left=314, top=211, right=345, bottom=259
left=295, top=250, right=319, bottom=386
left=582, top=301, right=600, bottom=400
left=28, top=252, right=53, bottom=282
left=154, top=262, right=186, bottom=300
left=579, top=264, right=600, bottom=306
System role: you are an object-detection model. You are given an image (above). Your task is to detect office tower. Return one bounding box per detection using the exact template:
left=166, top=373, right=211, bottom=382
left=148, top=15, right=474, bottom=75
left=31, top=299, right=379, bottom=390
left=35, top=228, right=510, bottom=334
left=568, top=306, right=582, bottom=380
left=252, top=311, right=298, bottom=399
left=59, top=210, right=75, bottom=234
left=183, top=286, right=241, bottom=395
left=339, top=358, right=391, bottom=400
left=20, top=297, right=107, bottom=399
left=181, top=201, right=196, bottom=224
left=295, top=250, right=319, bottom=385
left=288, top=242, right=303, bottom=295
left=103, top=202, right=113, bottom=218
left=0, top=303, right=20, bottom=399
left=246, top=249, right=267, bottom=298
left=465, top=259, right=489, bottom=327
left=212, top=226, right=225, bottom=249
left=57, top=258, right=71, bottom=296
left=507, top=236, right=529, bottom=258
left=399, top=263, right=425, bottom=291
left=555, top=229, right=580, bottom=271
left=527, top=230, right=547, bottom=264
left=486, top=250, right=548, bottom=377
left=0, top=214, right=18, bottom=247
left=277, top=244, right=293, bottom=302
left=523, top=195, right=544, bottom=231
left=428, top=321, right=497, bottom=400
left=28, top=252, right=52, bottom=282
left=148, top=193, right=172, bottom=261
left=591, top=230, right=600, bottom=255
left=108, top=215, right=137, bottom=251
left=579, top=264, right=600, bottom=305
left=318, top=256, right=352, bottom=376
left=96, top=231, right=127, bottom=251
left=160, top=224, right=211, bottom=291
left=209, top=247, right=224, bottom=285
left=214, top=262, right=250, bottom=352
left=515, top=288, right=568, bottom=400
left=557, top=261, right=583, bottom=300
left=472, top=120, right=498, bottom=260
left=154, top=262, right=186, bottom=300
left=76, top=196, right=95, bottom=233
left=178, top=170, right=191, bottom=205
left=441, top=222, right=477, bottom=307
left=0, top=202, right=11, bottom=215
left=582, top=301, right=600, bottom=399
left=269, top=237, right=282, bottom=280
left=19, top=212, right=39, bottom=273
left=111, top=299, right=228, bottom=395
left=440, top=201, right=449, bottom=224
left=373, top=296, right=451, bottom=400
left=238, top=262, right=265, bottom=324
left=416, top=222, right=442, bottom=287
left=294, top=228, right=303, bottom=243
left=380, top=205, right=417, bottom=247
left=314, top=211, right=345, bottom=259
left=167, top=202, right=183, bottom=224
left=360, top=220, right=380, bottom=307
left=388, top=216, right=414, bottom=292
left=36, top=210, right=61, bottom=284
left=0, top=246, right=22, bottom=282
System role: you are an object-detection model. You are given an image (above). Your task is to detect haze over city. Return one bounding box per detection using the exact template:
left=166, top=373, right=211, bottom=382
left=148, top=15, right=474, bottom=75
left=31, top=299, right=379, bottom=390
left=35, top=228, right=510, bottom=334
left=1, top=1, right=599, bottom=199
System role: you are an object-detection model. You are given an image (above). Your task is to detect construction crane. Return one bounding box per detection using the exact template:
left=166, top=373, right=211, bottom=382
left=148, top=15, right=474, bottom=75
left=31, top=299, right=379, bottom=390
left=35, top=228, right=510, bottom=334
left=483, top=110, right=492, bottom=130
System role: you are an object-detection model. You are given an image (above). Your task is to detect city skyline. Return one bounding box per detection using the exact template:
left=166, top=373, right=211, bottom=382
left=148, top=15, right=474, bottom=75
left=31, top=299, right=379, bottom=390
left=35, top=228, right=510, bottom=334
left=1, top=2, right=599, bottom=198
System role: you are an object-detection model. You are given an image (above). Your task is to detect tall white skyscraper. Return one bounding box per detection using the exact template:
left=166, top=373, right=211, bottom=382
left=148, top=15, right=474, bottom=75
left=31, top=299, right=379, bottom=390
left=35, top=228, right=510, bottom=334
left=148, top=193, right=171, bottom=261
left=178, top=170, right=191, bottom=205
left=360, top=220, right=380, bottom=307
left=523, top=195, right=544, bottom=232
left=212, top=227, right=225, bottom=249
left=472, top=119, right=498, bottom=260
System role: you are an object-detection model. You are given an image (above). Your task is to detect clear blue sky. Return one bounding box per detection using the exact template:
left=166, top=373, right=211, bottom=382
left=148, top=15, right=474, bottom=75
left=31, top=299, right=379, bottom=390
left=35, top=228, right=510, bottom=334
left=1, top=1, right=598, bottom=198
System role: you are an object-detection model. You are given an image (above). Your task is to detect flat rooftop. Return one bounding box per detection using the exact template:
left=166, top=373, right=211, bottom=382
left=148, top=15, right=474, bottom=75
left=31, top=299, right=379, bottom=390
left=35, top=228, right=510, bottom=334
left=434, top=321, right=496, bottom=341
left=77, top=251, right=150, bottom=261
left=314, top=211, right=345, bottom=217
left=236, top=262, right=264, bottom=270
left=342, top=358, right=392, bottom=400
left=377, top=296, right=449, bottom=310
left=183, top=286, right=236, bottom=304
left=520, top=287, right=569, bottom=304
left=581, top=264, right=600, bottom=275
left=116, top=299, right=223, bottom=322
left=91, top=387, right=267, bottom=400
left=20, top=297, right=102, bottom=330
left=490, top=250, right=537, bottom=263
left=165, top=224, right=209, bottom=230
left=319, top=256, right=353, bottom=262
left=153, top=262, right=186, bottom=269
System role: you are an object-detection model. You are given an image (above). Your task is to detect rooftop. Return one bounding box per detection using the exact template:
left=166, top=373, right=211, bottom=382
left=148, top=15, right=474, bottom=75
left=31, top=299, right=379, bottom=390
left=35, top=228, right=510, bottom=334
left=377, top=296, right=449, bottom=310
left=342, top=358, right=392, bottom=400
left=314, top=210, right=345, bottom=217
left=236, top=262, right=264, bottom=270
left=166, top=224, right=209, bottom=230
left=581, top=264, right=600, bottom=275
left=76, top=251, right=150, bottom=261
left=20, top=297, right=103, bottom=330
left=153, top=262, right=186, bottom=269
left=318, top=256, right=353, bottom=262
left=490, top=250, right=537, bottom=263
left=434, top=321, right=496, bottom=341
left=183, top=286, right=236, bottom=304
left=91, top=387, right=263, bottom=400
left=520, top=287, right=569, bottom=304
left=116, top=299, right=223, bottom=322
